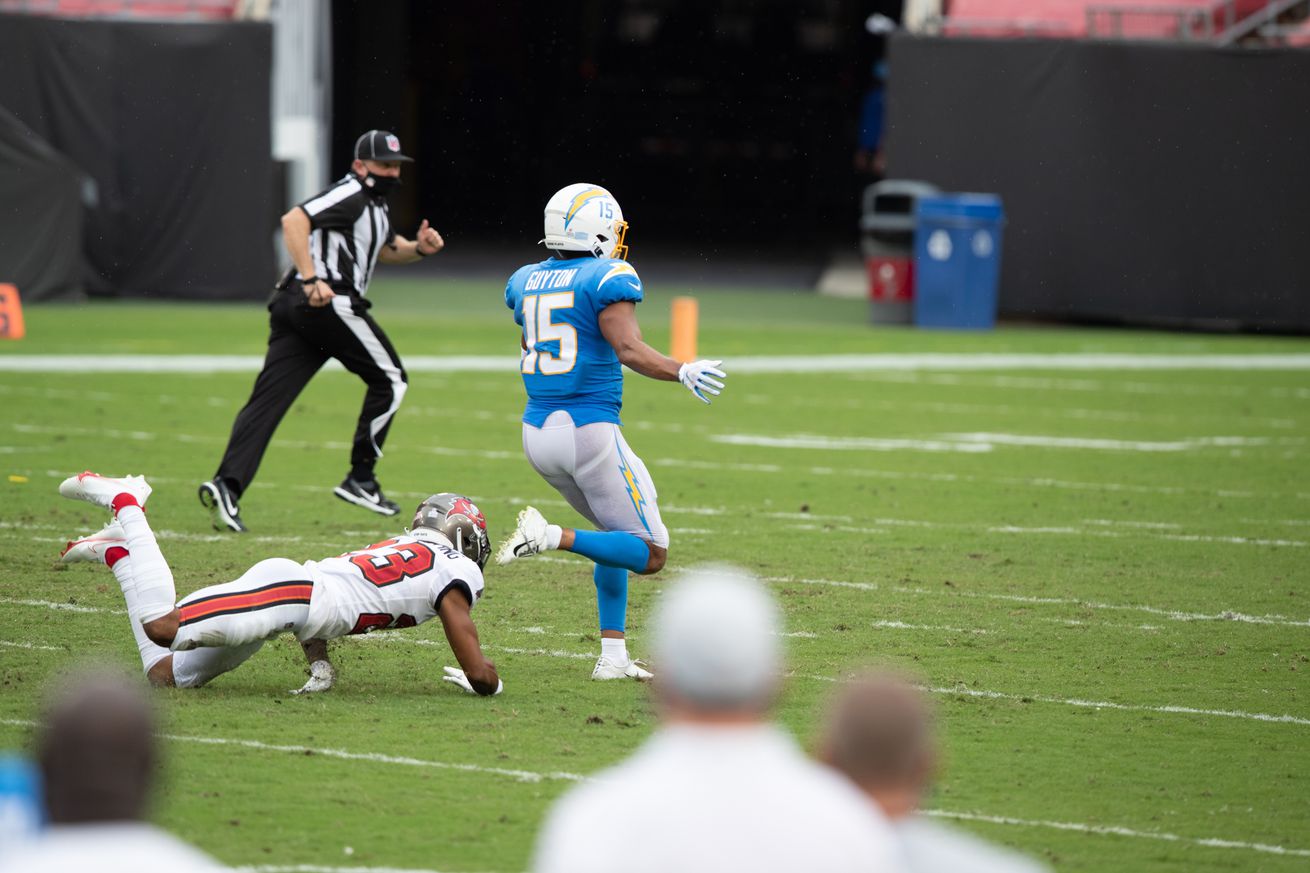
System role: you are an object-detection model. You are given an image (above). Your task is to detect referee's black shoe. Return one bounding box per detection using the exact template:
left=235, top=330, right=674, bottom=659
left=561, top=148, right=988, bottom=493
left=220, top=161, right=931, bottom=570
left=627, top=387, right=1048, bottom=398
left=199, top=478, right=247, bottom=533
left=334, top=476, right=401, bottom=516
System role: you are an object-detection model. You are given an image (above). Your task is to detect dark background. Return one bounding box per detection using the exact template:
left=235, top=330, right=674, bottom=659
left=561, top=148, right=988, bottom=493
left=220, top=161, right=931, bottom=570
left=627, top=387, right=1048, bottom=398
left=886, top=36, right=1310, bottom=331
left=0, top=14, right=273, bottom=300
left=329, top=0, right=892, bottom=252
left=1, top=2, right=1306, bottom=330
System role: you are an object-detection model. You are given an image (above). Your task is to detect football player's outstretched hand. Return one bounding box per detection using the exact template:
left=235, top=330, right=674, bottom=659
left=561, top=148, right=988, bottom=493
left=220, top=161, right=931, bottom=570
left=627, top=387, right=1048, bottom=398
left=291, top=659, right=336, bottom=695
left=443, top=666, right=504, bottom=695
left=678, top=359, right=726, bottom=404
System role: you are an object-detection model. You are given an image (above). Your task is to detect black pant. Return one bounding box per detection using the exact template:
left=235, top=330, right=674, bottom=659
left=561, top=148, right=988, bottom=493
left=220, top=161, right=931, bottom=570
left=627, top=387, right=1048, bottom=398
left=214, top=289, right=408, bottom=497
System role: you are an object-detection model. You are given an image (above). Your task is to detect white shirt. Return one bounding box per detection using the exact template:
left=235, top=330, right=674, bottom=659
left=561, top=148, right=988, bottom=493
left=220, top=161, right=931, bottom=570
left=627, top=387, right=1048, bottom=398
left=532, top=722, right=907, bottom=873
left=898, top=817, right=1051, bottom=873
left=0, top=822, right=230, bottom=873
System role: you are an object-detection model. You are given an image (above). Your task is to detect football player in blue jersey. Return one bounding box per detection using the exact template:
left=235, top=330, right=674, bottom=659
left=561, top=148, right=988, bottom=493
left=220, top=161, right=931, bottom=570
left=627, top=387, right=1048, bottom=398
left=496, top=183, right=727, bottom=681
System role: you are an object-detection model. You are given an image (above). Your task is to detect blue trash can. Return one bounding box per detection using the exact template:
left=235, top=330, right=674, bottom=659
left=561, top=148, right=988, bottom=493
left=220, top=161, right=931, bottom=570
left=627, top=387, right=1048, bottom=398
left=0, top=756, right=43, bottom=858
left=913, top=194, right=1005, bottom=330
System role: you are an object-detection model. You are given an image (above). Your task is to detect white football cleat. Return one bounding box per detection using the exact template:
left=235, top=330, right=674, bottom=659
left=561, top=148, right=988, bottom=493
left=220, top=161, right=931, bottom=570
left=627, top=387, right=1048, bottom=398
left=591, top=655, right=654, bottom=681
left=60, top=519, right=127, bottom=564
left=290, top=660, right=336, bottom=695
left=58, top=471, right=152, bottom=510
left=495, top=505, right=550, bottom=565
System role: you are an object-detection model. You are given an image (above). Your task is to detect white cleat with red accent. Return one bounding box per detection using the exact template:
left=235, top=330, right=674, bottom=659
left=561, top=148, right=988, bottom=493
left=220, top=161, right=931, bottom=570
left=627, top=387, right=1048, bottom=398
left=58, top=471, right=152, bottom=510
left=60, top=519, right=127, bottom=564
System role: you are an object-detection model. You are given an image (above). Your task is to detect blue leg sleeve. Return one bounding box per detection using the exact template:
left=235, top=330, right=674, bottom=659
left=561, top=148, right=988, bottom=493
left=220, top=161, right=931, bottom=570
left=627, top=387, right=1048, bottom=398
left=593, top=564, right=628, bottom=633
left=569, top=529, right=650, bottom=574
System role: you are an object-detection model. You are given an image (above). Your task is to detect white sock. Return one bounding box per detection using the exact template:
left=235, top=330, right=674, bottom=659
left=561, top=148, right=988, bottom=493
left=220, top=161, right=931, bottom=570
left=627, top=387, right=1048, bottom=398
left=545, top=524, right=563, bottom=550
left=108, top=553, right=172, bottom=673
left=115, top=505, right=177, bottom=623
left=601, top=637, right=628, bottom=663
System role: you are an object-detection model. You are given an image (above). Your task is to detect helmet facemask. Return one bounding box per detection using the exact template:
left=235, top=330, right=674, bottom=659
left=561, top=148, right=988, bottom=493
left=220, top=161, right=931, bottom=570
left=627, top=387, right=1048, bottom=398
left=603, top=220, right=630, bottom=261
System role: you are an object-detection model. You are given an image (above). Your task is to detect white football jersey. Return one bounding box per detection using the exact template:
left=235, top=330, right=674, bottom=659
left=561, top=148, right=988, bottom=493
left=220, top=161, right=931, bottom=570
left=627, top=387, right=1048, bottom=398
left=295, top=534, right=485, bottom=642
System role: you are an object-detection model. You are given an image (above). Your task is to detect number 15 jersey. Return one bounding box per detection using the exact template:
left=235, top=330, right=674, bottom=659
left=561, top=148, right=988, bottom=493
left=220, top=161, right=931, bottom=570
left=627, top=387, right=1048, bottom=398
left=505, top=256, right=644, bottom=428
left=296, top=535, right=485, bottom=642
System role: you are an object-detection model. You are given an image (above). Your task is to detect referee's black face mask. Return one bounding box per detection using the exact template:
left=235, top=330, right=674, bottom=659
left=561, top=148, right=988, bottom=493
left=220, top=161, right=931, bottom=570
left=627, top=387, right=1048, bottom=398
left=360, top=171, right=401, bottom=198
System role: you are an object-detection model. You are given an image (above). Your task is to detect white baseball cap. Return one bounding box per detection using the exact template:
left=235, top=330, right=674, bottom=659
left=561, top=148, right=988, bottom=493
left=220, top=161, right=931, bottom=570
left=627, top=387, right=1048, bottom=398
left=652, top=565, right=783, bottom=708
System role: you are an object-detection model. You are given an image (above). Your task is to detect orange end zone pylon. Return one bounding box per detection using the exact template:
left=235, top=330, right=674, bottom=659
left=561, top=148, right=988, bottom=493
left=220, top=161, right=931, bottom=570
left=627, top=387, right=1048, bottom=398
left=670, top=296, right=698, bottom=363
left=0, top=284, right=25, bottom=340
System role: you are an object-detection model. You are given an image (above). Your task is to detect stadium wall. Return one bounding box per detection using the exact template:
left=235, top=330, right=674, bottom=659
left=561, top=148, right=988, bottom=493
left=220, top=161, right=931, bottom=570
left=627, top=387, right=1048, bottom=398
left=885, top=36, right=1310, bottom=332
left=0, top=14, right=274, bottom=301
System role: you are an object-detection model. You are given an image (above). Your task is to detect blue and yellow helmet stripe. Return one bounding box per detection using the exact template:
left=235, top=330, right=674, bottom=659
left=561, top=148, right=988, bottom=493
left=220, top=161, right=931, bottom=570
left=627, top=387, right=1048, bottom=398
left=564, top=187, right=609, bottom=228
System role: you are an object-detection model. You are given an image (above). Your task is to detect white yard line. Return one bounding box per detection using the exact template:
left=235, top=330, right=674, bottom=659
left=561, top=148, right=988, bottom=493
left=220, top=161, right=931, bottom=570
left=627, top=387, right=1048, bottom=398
left=923, top=685, right=1310, bottom=726
left=5, top=353, right=1310, bottom=373
left=787, top=676, right=1310, bottom=726
left=6, top=512, right=1304, bottom=623
left=742, top=393, right=1301, bottom=430
left=28, top=512, right=1302, bottom=553
left=12, top=634, right=1308, bottom=729
left=4, top=521, right=347, bottom=551
left=352, top=636, right=1310, bottom=727
left=760, top=575, right=1310, bottom=628
left=0, top=639, right=63, bottom=651
left=0, top=720, right=1301, bottom=860
left=845, top=371, right=1310, bottom=397
left=773, top=517, right=1306, bottom=548
left=714, top=431, right=1300, bottom=454
left=0, top=718, right=581, bottom=783
left=922, top=810, right=1310, bottom=858
left=7, top=427, right=1303, bottom=503
left=712, top=434, right=994, bottom=453
left=871, top=620, right=986, bottom=635
left=987, top=525, right=1306, bottom=548
left=650, top=457, right=1300, bottom=502
left=0, top=597, right=126, bottom=615
left=5, top=467, right=727, bottom=520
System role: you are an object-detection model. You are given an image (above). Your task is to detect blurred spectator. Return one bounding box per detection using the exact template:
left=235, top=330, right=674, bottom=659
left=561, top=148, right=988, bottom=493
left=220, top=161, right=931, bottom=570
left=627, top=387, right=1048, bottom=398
left=820, top=672, right=1050, bottom=873
left=0, top=669, right=229, bottom=873
left=532, top=567, right=906, bottom=873
left=903, top=0, right=945, bottom=33
left=855, top=60, right=889, bottom=178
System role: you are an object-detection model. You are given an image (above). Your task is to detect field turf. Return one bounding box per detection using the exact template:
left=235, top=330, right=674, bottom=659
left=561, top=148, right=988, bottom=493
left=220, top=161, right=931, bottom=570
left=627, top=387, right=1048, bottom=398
left=1, top=276, right=1308, bottom=872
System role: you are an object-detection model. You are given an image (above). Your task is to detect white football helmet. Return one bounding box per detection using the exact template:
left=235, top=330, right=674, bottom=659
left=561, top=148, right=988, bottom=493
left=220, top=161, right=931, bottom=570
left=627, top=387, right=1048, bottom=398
left=542, top=182, right=629, bottom=260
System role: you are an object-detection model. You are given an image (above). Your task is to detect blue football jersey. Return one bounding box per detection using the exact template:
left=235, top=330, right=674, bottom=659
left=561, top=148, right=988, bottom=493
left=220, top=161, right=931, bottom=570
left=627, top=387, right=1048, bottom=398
left=505, top=256, right=644, bottom=427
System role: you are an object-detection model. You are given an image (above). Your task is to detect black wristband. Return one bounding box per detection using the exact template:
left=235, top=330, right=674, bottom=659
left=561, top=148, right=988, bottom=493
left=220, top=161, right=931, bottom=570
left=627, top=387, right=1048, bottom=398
left=302, top=275, right=318, bottom=284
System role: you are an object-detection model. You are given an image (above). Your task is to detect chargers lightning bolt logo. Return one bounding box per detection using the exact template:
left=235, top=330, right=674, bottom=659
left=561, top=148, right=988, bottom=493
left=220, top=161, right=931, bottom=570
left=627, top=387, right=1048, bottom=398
left=564, top=187, right=608, bottom=228
left=615, top=436, right=652, bottom=535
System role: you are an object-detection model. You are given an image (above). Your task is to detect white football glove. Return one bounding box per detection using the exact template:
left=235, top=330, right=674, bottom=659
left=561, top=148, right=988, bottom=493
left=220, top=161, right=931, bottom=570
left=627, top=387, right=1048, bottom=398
left=678, top=359, right=726, bottom=404
left=291, top=659, right=335, bottom=695
left=442, top=666, right=503, bottom=696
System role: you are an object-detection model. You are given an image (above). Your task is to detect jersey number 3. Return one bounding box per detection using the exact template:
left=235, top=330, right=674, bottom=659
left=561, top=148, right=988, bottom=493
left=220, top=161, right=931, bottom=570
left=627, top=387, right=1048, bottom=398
left=521, top=292, right=577, bottom=375
left=349, top=541, right=435, bottom=587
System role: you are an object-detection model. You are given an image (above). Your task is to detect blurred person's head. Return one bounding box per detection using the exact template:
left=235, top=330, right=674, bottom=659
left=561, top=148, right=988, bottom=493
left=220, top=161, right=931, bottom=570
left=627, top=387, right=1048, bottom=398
left=818, top=671, right=937, bottom=819
left=651, top=565, right=783, bottom=722
left=36, top=668, right=157, bottom=824
left=351, top=129, right=412, bottom=195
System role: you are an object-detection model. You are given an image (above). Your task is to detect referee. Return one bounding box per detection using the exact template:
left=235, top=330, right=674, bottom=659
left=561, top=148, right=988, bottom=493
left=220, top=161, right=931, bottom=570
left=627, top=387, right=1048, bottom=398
left=199, top=129, right=443, bottom=532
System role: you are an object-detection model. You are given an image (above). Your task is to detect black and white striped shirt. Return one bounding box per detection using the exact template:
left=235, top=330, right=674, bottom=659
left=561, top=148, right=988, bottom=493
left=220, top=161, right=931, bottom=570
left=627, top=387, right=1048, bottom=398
left=297, top=175, right=395, bottom=296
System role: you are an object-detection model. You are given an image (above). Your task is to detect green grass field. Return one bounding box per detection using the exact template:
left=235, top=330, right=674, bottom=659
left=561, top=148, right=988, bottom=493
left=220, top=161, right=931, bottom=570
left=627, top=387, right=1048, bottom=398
left=2, top=277, right=1308, bottom=872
